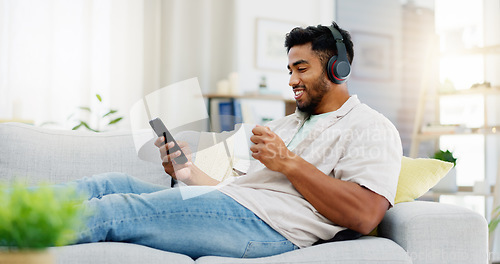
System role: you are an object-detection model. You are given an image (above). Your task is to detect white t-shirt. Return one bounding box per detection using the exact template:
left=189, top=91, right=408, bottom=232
left=286, top=112, right=331, bottom=151
left=218, top=95, right=402, bottom=248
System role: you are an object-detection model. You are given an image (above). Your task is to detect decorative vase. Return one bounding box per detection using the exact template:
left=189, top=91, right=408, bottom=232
left=0, top=249, right=54, bottom=264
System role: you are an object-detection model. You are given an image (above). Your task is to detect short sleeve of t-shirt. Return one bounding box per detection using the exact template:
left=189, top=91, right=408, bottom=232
left=333, top=108, right=402, bottom=206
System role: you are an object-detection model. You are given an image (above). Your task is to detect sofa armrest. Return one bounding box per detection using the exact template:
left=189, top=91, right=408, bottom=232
left=378, top=201, right=488, bottom=264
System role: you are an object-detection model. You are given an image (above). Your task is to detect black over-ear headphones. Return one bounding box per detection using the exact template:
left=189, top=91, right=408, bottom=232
left=326, top=26, right=351, bottom=84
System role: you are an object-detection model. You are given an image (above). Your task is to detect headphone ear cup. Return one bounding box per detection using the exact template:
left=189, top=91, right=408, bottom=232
left=326, top=55, right=351, bottom=84
left=327, top=25, right=351, bottom=85
left=327, top=55, right=342, bottom=84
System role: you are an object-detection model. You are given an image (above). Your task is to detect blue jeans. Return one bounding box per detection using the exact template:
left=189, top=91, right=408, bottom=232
left=71, top=173, right=298, bottom=259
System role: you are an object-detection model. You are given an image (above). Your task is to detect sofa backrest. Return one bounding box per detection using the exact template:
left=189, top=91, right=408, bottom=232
left=0, top=123, right=167, bottom=186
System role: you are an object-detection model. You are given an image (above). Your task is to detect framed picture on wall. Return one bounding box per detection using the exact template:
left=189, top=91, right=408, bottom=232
left=350, top=31, right=393, bottom=81
left=255, top=18, right=300, bottom=71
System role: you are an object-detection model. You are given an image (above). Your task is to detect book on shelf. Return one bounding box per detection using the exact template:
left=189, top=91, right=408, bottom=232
left=211, top=99, right=243, bottom=132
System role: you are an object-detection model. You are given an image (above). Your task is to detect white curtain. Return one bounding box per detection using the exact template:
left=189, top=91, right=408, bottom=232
left=0, top=0, right=235, bottom=130
left=143, top=0, right=236, bottom=131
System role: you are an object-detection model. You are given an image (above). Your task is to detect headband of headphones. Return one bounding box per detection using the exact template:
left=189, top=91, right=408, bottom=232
left=326, top=26, right=351, bottom=84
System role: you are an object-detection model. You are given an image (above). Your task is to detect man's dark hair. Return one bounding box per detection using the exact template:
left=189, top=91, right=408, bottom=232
left=284, top=21, right=354, bottom=69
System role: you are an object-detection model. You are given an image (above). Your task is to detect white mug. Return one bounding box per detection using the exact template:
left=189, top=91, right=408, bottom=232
left=233, top=123, right=256, bottom=160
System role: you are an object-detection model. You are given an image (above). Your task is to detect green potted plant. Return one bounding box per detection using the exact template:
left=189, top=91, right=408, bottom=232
left=0, top=182, right=87, bottom=264
left=70, top=94, right=123, bottom=132
left=432, top=149, right=457, bottom=167
left=40, top=94, right=123, bottom=132
left=431, top=149, right=458, bottom=192
left=490, top=208, right=500, bottom=234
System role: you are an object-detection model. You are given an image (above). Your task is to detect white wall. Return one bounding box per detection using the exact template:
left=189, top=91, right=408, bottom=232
left=336, top=0, right=403, bottom=125
left=231, top=0, right=335, bottom=124
left=234, top=0, right=335, bottom=97
left=138, top=0, right=236, bottom=131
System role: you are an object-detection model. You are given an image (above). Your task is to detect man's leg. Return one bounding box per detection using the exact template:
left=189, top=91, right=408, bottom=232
left=70, top=172, right=168, bottom=199
left=76, top=186, right=298, bottom=259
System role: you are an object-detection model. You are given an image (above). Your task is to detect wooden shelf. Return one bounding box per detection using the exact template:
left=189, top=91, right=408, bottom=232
left=420, top=191, right=492, bottom=202
left=415, top=126, right=500, bottom=139
left=203, top=93, right=297, bottom=116
left=203, top=92, right=295, bottom=102
left=440, top=44, right=500, bottom=57
left=438, top=86, right=500, bottom=96
left=420, top=186, right=494, bottom=202
left=411, top=84, right=500, bottom=157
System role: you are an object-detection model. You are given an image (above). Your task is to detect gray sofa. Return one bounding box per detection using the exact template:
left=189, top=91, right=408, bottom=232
left=0, top=122, right=488, bottom=264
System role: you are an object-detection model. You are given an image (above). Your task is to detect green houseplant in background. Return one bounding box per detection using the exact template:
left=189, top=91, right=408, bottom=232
left=70, top=94, right=123, bottom=132
left=431, top=149, right=458, bottom=193
left=490, top=208, right=500, bottom=234
left=432, top=149, right=457, bottom=167
left=0, top=182, right=87, bottom=264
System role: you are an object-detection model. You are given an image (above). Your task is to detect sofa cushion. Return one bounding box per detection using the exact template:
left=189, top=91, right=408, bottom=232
left=395, top=156, right=453, bottom=203
left=0, top=123, right=168, bottom=186
left=51, top=242, right=194, bottom=264
left=195, top=236, right=411, bottom=264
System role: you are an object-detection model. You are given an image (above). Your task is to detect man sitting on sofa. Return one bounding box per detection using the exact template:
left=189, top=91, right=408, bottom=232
left=72, top=21, right=402, bottom=259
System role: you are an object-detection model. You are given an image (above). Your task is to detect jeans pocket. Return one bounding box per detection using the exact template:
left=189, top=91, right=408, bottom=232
left=241, top=240, right=299, bottom=258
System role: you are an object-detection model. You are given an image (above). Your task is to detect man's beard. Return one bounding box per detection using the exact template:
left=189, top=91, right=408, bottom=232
left=296, top=76, right=330, bottom=114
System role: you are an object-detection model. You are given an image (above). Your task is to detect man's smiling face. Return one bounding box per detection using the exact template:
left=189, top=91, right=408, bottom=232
left=287, top=43, right=331, bottom=115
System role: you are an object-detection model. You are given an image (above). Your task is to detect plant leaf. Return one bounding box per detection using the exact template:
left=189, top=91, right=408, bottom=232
left=78, top=107, right=92, bottom=112
left=490, top=217, right=500, bottom=233
left=72, top=123, right=83, bottom=130
left=108, top=117, right=123, bottom=125
left=0, top=182, right=87, bottom=249
left=95, top=94, right=102, bottom=102
left=81, top=122, right=99, bottom=132
left=490, top=206, right=500, bottom=233
left=102, top=110, right=117, bottom=118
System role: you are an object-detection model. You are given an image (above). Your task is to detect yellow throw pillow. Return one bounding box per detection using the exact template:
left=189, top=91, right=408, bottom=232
left=395, top=156, right=454, bottom=204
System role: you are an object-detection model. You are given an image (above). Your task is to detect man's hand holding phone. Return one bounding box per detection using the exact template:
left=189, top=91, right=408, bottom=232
left=150, top=117, right=192, bottom=186
left=154, top=136, right=193, bottom=183
left=150, top=117, right=220, bottom=187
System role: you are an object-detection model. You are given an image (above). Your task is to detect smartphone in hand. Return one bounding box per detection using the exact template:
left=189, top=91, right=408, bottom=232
left=149, top=117, right=188, bottom=164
